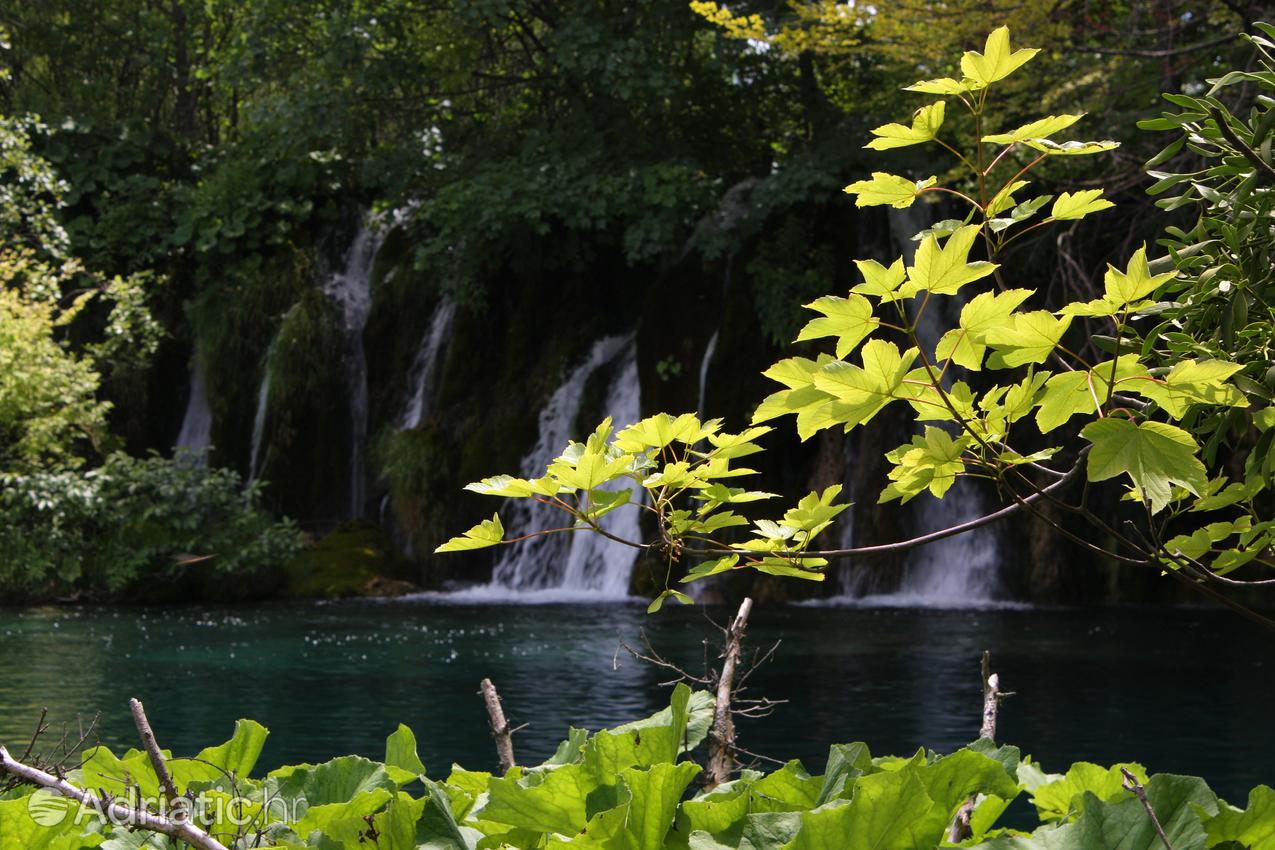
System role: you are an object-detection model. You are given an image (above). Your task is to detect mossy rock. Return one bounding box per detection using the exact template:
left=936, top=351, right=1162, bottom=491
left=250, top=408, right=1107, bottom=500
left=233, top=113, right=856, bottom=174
left=283, top=522, right=416, bottom=599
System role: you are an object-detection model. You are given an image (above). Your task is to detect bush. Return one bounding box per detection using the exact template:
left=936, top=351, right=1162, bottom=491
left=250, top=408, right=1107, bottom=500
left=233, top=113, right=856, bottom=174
left=0, top=452, right=304, bottom=600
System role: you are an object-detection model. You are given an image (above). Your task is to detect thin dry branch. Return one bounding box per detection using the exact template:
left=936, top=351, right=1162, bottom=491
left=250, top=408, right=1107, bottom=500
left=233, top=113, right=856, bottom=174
left=681, top=457, right=1086, bottom=560
left=129, top=698, right=181, bottom=809
left=1122, top=767, right=1175, bottom=850
left=706, top=598, right=753, bottom=789
left=948, top=651, right=1004, bottom=843
left=0, top=745, right=228, bottom=850
left=479, top=678, right=517, bottom=775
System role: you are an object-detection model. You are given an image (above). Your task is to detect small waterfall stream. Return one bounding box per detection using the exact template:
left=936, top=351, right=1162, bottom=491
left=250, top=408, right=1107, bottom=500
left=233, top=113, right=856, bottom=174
left=247, top=335, right=278, bottom=486
left=452, top=335, right=642, bottom=601
left=323, top=216, right=387, bottom=519
left=825, top=207, right=1005, bottom=607
left=696, top=330, right=719, bottom=419
left=399, top=299, right=456, bottom=430
left=175, top=351, right=212, bottom=463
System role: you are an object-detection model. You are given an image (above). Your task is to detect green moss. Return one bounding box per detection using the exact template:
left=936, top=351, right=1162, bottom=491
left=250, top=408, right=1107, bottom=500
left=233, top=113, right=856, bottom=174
left=195, top=243, right=316, bottom=472
left=282, top=522, right=413, bottom=599
left=255, top=288, right=351, bottom=521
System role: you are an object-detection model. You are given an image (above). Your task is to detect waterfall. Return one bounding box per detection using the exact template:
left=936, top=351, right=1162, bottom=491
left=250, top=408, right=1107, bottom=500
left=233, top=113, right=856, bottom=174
left=893, top=485, right=1003, bottom=603
left=554, top=344, right=642, bottom=595
left=696, top=330, right=719, bottom=419
left=399, top=300, right=456, bottom=430
left=816, top=206, right=1008, bottom=608
left=175, top=351, right=212, bottom=463
left=247, top=342, right=275, bottom=486
left=323, top=215, right=388, bottom=519
left=445, top=335, right=642, bottom=602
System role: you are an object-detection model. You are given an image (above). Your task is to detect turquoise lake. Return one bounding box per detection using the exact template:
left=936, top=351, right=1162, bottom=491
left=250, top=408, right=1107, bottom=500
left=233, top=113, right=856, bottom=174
left=0, top=600, right=1269, bottom=804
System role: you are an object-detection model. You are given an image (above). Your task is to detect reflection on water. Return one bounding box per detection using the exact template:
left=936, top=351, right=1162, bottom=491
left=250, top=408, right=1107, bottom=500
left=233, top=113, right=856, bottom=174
left=0, top=601, right=1270, bottom=802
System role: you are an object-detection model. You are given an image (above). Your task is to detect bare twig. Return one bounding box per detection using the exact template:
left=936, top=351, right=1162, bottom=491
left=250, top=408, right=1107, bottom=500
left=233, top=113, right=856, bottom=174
left=948, top=651, right=1004, bottom=843
left=706, top=598, right=753, bottom=789
left=1, top=711, right=100, bottom=795
left=129, top=698, right=181, bottom=809
left=616, top=630, right=711, bottom=688
left=981, top=658, right=1001, bottom=742
left=1122, top=767, right=1175, bottom=850
left=479, top=678, right=517, bottom=775
left=0, top=745, right=229, bottom=850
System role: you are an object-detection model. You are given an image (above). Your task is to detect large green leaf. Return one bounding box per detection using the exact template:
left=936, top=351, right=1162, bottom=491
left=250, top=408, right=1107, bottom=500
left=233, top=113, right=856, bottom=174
left=781, top=767, right=941, bottom=850
left=587, top=684, right=697, bottom=774
left=960, top=26, right=1039, bottom=86
left=843, top=173, right=937, bottom=208
left=1030, top=762, right=1147, bottom=822
left=906, top=225, right=998, bottom=297
left=619, top=762, right=703, bottom=850
left=1081, top=419, right=1208, bottom=512
left=1204, top=784, right=1275, bottom=849
left=984, top=114, right=1084, bottom=145
left=0, top=797, right=103, bottom=850
left=435, top=513, right=505, bottom=553
left=795, top=294, right=878, bottom=358
left=1049, top=189, right=1114, bottom=221
left=935, top=288, right=1033, bottom=370
left=808, top=340, right=917, bottom=433
left=385, top=723, right=426, bottom=777
left=915, top=748, right=1021, bottom=820
left=866, top=102, right=946, bottom=151
left=678, top=779, right=757, bottom=840
left=985, top=312, right=1071, bottom=367
left=482, top=763, right=597, bottom=836
left=752, top=761, right=824, bottom=813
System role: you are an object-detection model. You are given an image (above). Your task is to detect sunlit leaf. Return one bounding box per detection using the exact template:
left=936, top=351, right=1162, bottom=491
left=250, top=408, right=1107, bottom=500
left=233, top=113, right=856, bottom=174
left=843, top=173, right=937, bottom=208
left=866, top=101, right=946, bottom=150
left=1081, top=419, right=1208, bottom=513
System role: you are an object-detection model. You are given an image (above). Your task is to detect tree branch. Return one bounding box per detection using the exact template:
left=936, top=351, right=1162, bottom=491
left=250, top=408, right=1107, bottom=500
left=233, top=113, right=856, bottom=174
left=1122, top=767, right=1175, bottom=850
left=0, top=745, right=228, bottom=850
left=479, top=678, right=517, bottom=775
left=948, top=651, right=1003, bottom=843
left=705, top=598, right=753, bottom=789
left=129, top=698, right=180, bottom=809
left=682, top=454, right=1086, bottom=559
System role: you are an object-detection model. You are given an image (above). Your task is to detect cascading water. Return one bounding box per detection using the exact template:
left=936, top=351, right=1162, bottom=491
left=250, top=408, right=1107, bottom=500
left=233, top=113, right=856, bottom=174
left=825, top=206, right=1006, bottom=607
left=448, top=335, right=642, bottom=601
left=399, top=299, right=456, bottom=430
left=323, top=215, right=388, bottom=519
left=697, top=330, right=719, bottom=419
left=555, top=344, right=642, bottom=595
left=247, top=337, right=277, bottom=486
left=175, top=352, right=212, bottom=463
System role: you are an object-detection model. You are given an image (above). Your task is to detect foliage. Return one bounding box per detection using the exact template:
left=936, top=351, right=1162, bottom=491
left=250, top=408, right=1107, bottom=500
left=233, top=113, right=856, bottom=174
left=1132, top=22, right=1275, bottom=579
left=0, top=452, right=303, bottom=598
left=0, top=112, right=166, bottom=366
left=439, top=25, right=1275, bottom=606
left=8, top=686, right=1275, bottom=848
left=0, top=281, right=109, bottom=473
left=0, top=114, right=70, bottom=259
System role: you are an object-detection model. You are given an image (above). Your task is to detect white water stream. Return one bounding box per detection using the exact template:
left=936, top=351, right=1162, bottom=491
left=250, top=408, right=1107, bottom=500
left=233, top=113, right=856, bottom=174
left=445, top=335, right=643, bottom=601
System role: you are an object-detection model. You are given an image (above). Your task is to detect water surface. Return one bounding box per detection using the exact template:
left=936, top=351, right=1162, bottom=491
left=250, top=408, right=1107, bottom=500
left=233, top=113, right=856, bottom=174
left=0, top=601, right=1269, bottom=803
